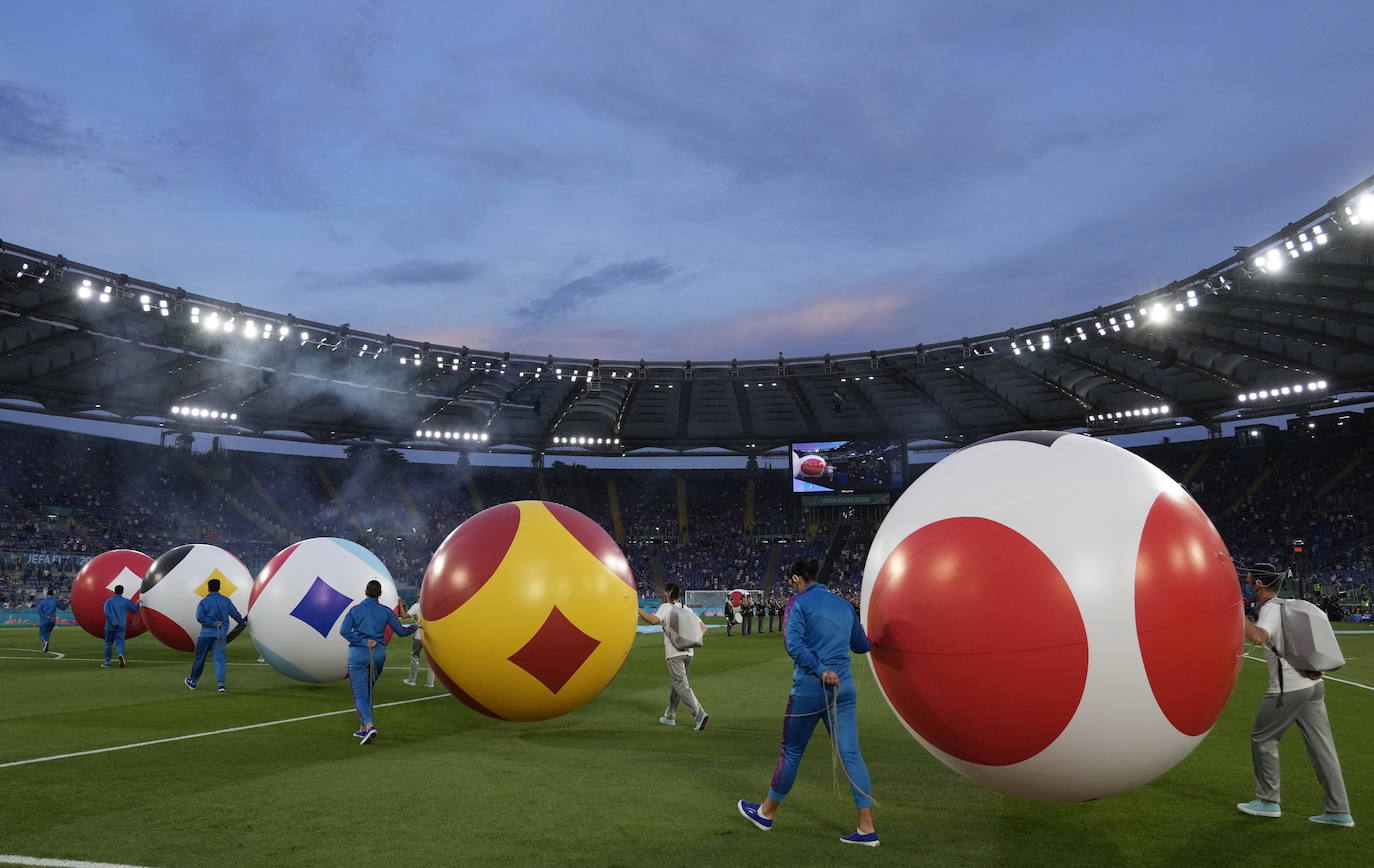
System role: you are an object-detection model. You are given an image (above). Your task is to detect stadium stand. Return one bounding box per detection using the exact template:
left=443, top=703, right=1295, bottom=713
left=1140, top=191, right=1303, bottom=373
left=3, top=414, right=1372, bottom=617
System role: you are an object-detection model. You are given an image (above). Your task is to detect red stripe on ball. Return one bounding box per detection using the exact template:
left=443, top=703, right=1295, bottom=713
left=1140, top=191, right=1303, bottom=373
left=422, top=502, right=522, bottom=621
left=250, top=542, right=300, bottom=611
left=142, top=606, right=195, bottom=652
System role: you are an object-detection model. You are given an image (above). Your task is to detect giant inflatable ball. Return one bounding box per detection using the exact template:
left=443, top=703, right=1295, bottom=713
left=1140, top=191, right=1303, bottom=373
left=248, top=537, right=399, bottom=682
left=71, top=550, right=151, bottom=639
left=799, top=455, right=828, bottom=478
left=420, top=501, right=637, bottom=722
left=141, top=545, right=253, bottom=652
left=861, top=431, right=1242, bottom=802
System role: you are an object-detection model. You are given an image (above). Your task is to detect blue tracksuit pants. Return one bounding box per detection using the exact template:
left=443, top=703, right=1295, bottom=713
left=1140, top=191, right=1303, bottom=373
left=348, top=645, right=387, bottom=724
left=39, top=618, right=56, bottom=645
left=768, top=679, right=874, bottom=809
left=189, top=635, right=228, bottom=686
left=103, top=627, right=126, bottom=662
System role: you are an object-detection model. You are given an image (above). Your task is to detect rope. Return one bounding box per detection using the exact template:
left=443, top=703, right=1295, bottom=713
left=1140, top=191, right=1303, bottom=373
left=782, top=678, right=878, bottom=808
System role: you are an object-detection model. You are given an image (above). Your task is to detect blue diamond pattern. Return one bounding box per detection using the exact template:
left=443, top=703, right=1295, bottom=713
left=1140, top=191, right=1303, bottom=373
left=289, top=576, right=354, bottom=638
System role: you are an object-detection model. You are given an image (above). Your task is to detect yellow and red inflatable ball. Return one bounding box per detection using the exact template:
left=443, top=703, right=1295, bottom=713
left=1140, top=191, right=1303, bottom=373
left=420, top=500, right=636, bottom=722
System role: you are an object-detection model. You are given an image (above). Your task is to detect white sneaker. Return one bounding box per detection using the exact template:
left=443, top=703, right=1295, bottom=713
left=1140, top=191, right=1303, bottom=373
left=402, top=678, right=416, bottom=686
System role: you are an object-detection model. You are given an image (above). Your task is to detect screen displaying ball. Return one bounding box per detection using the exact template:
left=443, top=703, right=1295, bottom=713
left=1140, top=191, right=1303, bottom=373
left=421, top=501, right=637, bottom=722
left=799, top=455, right=828, bottom=478
left=70, top=550, right=151, bottom=639
left=248, top=537, right=399, bottom=682
left=141, top=544, right=254, bottom=652
left=861, top=431, right=1242, bottom=802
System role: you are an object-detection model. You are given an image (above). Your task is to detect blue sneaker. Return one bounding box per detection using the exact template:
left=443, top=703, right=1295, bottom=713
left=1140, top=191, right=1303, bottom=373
left=1309, top=813, right=1355, bottom=827
left=100, top=663, right=111, bottom=668
left=184, top=678, right=197, bottom=690
left=1237, top=799, right=1282, bottom=818
left=737, top=800, right=772, bottom=831
left=659, top=716, right=676, bottom=726
left=841, top=831, right=880, bottom=847
left=359, top=728, right=377, bottom=745
left=353, top=728, right=369, bottom=738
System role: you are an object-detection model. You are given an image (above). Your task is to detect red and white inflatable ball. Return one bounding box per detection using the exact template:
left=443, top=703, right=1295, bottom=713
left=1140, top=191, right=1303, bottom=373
left=799, top=455, right=828, bottom=478
left=70, top=550, right=151, bottom=639
left=861, top=431, right=1242, bottom=802
left=141, top=545, right=253, bottom=652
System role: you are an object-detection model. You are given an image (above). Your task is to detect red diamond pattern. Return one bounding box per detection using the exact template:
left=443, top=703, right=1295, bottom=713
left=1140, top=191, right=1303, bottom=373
left=507, top=606, right=601, bottom=694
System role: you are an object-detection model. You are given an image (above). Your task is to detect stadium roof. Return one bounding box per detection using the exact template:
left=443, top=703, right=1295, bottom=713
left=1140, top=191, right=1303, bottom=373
left=3, top=176, right=1374, bottom=456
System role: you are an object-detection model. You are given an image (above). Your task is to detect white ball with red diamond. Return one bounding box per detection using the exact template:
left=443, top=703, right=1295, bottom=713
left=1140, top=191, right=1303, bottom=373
left=248, top=538, right=399, bottom=683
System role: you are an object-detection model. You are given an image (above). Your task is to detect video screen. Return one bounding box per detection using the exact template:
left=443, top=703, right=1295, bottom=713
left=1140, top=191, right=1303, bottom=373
left=790, top=440, right=906, bottom=493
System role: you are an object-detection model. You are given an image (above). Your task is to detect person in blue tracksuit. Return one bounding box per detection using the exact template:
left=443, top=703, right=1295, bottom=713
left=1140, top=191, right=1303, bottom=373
left=341, top=580, right=416, bottom=745
left=101, top=586, right=140, bottom=668
left=184, top=578, right=246, bottom=692
left=737, top=557, right=879, bottom=847
left=36, top=589, right=67, bottom=653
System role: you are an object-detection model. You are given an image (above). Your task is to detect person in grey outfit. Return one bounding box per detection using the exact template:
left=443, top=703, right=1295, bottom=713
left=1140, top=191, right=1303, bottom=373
left=637, top=583, right=709, bottom=732
left=1237, top=570, right=1354, bottom=827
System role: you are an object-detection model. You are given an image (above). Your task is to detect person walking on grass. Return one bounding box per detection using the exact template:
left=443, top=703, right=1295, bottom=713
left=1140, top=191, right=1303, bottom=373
left=37, top=588, right=68, bottom=653
left=1237, top=568, right=1354, bottom=827
left=636, top=582, right=709, bottom=731
left=184, top=578, right=246, bottom=693
left=341, top=581, right=416, bottom=745
left=403, top=597, right=433, bottom=688
left=738, top=557, right=878, bottom=847
left=101, top=585, right=140, bottom=668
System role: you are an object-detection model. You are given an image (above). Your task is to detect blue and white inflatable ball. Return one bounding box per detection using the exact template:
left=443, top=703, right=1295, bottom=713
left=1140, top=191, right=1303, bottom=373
left=248, top=538, right=400, bottom=682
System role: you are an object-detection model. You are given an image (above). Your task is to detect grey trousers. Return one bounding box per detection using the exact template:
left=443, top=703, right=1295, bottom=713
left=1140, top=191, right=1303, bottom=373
left=664, top=655, right=704, bottom=721
left=408, top=635, right=434, bottom=687
left=1250, top=682, right=1350, bottom=813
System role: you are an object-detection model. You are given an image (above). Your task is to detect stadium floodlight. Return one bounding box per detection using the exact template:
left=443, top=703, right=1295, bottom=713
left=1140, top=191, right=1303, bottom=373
left=481, top=433, right=489, bottom=442
left=614, top=438, right=620, bottom=445
left=299, top=331, right=309, bottom=341
left=1317, top=380, right=1328, bottom=389
left=1358, top=193, right=1374, bottom=222
left=99, top=285, right=111, bottom=303
left=140, top=294, right=152, bottom=312
left=171, top=406, right=182, bottom=414
left=77, top=282, right=92, bottom=300
left=1150, top=304, right=1168, bottom=322
left=1281, top=386, right=1291, bottom=395
left=1238, top=394, right=1248, bottom=402
left=229, top=413, right=237, bottom=421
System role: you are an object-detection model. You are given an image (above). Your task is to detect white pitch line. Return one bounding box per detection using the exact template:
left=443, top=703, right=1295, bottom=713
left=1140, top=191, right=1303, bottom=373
left=0, top=656, right=265, bottom=665
left=0, top=856, right=157, bottom=868
left=0, top=694, right=447, bottom=770
left=1241, top=654, right=1374, bottom=692
left=0, top=648, right=66, bottom=660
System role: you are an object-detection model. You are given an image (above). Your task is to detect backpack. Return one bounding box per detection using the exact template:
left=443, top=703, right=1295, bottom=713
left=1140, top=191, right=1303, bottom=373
left=1269, top=598, right=1345, bottom=674
left=664, top=604, right=704, bottom=651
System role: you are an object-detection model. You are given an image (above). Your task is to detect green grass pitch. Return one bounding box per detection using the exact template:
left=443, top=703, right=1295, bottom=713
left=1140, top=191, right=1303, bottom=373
left=1, top=622, right=1369, bottom=867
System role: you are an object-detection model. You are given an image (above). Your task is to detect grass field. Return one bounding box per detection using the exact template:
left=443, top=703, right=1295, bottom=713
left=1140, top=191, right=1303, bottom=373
left=1, top=621, right=1370, bottom=867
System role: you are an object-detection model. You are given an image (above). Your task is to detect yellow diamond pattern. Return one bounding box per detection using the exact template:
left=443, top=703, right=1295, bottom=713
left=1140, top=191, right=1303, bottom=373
left=193, top=568, right=238, bottom=599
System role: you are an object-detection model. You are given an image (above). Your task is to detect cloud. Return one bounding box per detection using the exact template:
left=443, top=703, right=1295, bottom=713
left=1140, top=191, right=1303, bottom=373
left=513, top=257, right=674, bottom=323
left=294, top=257, right=485, bottom=293
left=0, top=81, right=96, bottom=159
left=664, top=286, right=921, bottom=359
